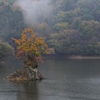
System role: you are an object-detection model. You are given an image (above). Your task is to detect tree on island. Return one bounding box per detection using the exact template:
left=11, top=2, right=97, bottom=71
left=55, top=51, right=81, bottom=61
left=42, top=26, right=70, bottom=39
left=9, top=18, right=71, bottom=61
left=6, top=28, right=48, bottom=81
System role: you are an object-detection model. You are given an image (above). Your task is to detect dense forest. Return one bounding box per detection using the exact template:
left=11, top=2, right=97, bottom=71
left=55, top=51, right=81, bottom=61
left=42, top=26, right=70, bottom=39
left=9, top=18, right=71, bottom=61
left=0, top=0, right=100, bottom=57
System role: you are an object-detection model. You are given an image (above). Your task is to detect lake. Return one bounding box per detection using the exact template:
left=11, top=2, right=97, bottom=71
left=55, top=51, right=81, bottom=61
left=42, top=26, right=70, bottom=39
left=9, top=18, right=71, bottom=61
left=0, top=57, right=100, bottom=100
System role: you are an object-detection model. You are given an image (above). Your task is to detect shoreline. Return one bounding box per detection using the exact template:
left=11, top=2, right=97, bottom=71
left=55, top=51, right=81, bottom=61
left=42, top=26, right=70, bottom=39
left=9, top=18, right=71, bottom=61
left=68, top=56, right=100, bottom=59
left=43, top=54, right=100, bottom=59
left=4, top=55, right=100, bottom=61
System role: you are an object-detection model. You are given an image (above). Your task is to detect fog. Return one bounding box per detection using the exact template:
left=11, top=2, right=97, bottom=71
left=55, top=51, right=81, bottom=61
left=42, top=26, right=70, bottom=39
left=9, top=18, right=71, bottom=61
left=13, top=0, right=52, bottom=27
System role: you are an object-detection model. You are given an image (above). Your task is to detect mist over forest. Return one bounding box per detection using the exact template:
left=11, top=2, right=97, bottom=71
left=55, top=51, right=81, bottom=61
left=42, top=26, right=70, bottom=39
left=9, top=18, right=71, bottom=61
left=0, top=0, right=100, bottom=56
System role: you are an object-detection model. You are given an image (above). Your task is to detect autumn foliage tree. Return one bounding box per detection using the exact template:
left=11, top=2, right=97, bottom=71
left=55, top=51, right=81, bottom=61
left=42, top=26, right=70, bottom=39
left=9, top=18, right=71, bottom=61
left=12, top=28, right=48, bottom=68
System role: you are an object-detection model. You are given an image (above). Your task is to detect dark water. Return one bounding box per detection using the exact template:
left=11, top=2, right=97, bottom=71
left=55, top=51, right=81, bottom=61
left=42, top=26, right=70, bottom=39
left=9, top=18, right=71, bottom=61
left=0, top=58, right=100, bottom=100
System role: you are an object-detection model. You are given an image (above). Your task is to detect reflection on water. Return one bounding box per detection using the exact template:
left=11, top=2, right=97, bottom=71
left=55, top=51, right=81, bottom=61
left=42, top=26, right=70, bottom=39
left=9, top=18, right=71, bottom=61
left=16, top=81, right=39, bottom=100
left=0, top=58, right=100, bottom=100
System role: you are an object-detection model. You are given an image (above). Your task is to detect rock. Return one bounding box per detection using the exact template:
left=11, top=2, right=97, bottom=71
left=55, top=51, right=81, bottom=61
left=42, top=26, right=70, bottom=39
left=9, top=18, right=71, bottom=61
left=6, top=67, right=44, bottom=81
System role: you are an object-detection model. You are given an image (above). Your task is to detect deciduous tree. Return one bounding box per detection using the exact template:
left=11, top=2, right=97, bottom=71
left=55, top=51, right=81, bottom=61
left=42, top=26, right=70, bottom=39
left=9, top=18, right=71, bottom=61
left=12, top=28, right=48, bottom=68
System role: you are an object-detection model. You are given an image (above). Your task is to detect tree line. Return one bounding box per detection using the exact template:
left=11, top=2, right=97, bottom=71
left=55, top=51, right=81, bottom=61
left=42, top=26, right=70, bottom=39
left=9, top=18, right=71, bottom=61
left=0, top=0, right=100, bottom=59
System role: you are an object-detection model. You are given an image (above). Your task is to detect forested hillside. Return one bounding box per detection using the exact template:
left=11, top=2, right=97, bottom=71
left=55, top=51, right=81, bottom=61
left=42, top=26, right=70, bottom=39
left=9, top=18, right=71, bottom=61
left=0, top=0, right=100, bottom=56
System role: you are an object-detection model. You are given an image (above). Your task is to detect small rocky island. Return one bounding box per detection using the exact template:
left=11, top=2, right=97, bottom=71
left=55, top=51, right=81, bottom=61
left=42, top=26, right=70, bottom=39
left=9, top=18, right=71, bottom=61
left=6, top=28, right=48, bottom=81
left=6, top=66, right=44, bottom=81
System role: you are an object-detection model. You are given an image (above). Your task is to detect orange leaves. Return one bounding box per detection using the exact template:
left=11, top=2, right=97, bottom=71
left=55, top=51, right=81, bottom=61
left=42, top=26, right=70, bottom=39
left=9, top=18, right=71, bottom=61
left=35, top=57, right=44, bottom=63
left=11, top=38, right=21, bottom=45
left=12, top=28, right=48, bottom=66
left=23, top=28, right=33, bottom=33
left=17, top=50, right=24, bottom=57
left=21, top=33, right=26, bottom=43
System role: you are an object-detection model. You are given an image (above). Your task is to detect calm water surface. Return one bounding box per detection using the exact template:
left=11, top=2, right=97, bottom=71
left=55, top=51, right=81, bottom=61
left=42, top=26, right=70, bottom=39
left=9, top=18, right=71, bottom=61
left=0, top=58, right=100, bottom=100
